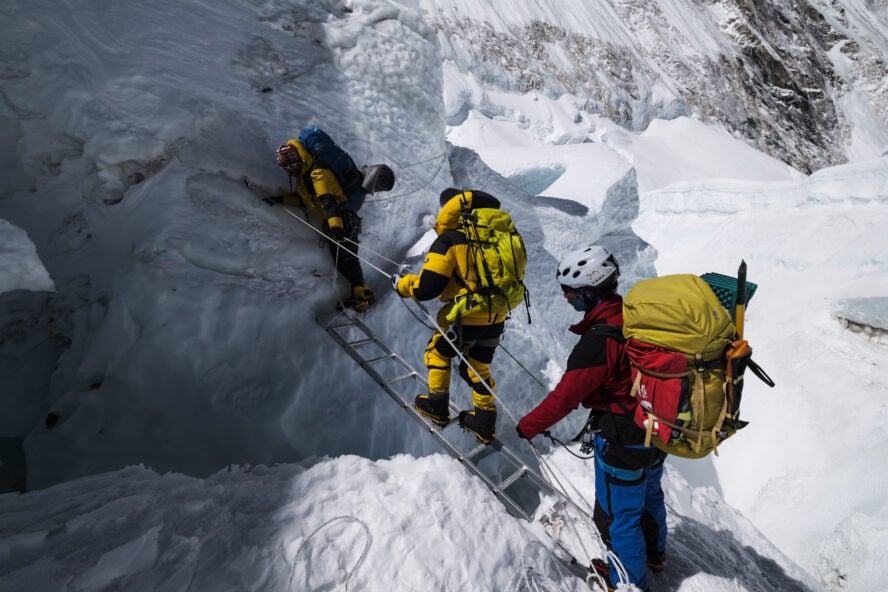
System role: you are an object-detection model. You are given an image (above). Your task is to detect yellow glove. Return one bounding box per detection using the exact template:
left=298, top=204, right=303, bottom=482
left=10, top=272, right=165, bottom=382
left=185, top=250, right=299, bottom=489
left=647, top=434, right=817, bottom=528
left=394, top=274, right=419, bottom=298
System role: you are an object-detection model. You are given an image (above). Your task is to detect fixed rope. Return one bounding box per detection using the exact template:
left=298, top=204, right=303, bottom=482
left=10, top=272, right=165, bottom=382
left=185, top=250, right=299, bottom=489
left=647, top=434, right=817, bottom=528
left=510, top=541, right=577, bottom=592
left=527, top=440, right=634, bottom=590
left=498, top=341, right=549, bottom=391
left=274, top=205, right=392, bottom=278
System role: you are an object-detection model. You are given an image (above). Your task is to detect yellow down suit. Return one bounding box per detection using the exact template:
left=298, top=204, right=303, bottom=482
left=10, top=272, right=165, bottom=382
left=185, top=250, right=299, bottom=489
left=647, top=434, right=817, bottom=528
left=396, top=189, right=507, bottom=414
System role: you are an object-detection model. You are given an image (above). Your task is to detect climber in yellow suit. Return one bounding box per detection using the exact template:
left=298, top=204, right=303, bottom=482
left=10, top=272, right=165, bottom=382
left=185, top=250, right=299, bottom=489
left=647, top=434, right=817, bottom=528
left=393, top=188, right=507, bottom=443
left=271, top=139, right=375, bottom=311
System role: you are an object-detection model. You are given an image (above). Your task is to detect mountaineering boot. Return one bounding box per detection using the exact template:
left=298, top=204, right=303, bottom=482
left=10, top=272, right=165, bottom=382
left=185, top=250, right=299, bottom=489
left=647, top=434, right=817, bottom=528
left=337, top=298, right=368, bottom=312
left=352, top=283, right=376, bottom=304
left=458, top=408, right=496, bottom=444
left=646, top=551, right=667, bottom=573
left=415, top=393, right=450, bottom=427
left=337, top=283, right=377, bottom=312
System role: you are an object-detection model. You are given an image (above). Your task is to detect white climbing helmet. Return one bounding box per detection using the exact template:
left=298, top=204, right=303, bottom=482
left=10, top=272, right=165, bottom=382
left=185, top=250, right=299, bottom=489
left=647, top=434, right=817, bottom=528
left=556, top=245, right=620, bottom=291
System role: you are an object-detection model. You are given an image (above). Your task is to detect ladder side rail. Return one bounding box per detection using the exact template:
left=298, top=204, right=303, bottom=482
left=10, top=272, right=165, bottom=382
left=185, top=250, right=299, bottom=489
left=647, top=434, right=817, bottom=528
left=319, top=310, right=542, bottom=521
left=327, top=312, right=429, bottom=389
left=490, top=442, right=559, bottom=497
left=455, top=458, right=532, bottom=520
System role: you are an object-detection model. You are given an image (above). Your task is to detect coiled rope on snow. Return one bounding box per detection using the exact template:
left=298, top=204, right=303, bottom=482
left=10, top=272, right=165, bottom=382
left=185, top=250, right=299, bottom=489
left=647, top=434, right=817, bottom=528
left=286, top=515, right=372, bottom=592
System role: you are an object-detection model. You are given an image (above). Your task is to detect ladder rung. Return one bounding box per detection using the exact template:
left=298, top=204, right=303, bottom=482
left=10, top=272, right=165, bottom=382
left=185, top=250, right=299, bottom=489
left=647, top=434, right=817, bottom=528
left=462, top=442, right=488, bottom=461
left=386, top=372, right=416, bottom=385
left=347, top=337, right=376, bottom=348
left=496, top=467, right=528, bottom=492
left=364, top=353, right=394, bottom=365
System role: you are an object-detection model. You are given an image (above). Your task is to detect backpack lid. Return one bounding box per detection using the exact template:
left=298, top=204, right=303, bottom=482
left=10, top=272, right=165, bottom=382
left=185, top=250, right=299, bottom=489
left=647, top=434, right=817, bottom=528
left=623, top=274, right=735, bottom=353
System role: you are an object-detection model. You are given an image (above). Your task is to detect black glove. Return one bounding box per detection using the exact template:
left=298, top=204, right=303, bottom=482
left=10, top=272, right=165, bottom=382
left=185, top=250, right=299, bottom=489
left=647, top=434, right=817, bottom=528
left=262, top=195, right=283, bottom=206
left=516, top=424, right=530, bottom=440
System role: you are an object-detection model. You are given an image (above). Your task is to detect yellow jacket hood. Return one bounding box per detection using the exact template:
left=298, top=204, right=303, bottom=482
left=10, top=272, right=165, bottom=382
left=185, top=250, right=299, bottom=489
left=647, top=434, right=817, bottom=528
left=433, top=189, right=501, bottom=235
left=286, top=139, right=314, bottom=169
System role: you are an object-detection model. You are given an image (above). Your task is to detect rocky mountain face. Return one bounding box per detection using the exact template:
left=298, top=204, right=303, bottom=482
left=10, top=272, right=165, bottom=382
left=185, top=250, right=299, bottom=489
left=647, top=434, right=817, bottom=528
left=414, top=0, right=888, bottom=172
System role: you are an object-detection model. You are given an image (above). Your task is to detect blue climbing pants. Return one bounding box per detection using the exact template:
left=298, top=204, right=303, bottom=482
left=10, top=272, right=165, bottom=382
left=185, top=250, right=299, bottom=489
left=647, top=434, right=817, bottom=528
left=592, top=434, right=667, bottom=592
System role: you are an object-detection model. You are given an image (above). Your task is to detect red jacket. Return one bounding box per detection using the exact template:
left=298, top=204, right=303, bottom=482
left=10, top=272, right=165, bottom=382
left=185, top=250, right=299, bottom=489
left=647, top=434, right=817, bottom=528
left=518, top=294, right=636, bottom=439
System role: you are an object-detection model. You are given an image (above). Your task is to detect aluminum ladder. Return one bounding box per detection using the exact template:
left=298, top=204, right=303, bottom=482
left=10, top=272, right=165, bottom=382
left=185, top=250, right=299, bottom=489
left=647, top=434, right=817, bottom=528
left=318, top=308, right=559, bottom=521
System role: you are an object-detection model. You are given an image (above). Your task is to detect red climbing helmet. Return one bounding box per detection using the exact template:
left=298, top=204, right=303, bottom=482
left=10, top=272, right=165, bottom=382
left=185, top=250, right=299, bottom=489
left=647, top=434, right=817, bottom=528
left=276, top=144, right=303, bottom=175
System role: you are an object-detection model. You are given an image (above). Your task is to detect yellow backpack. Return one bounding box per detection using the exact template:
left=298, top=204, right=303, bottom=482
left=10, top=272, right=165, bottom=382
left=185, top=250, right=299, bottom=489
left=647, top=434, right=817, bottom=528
left=445, top=207, right=530, bottom=323
left=622, top=273, right=774, bottom=458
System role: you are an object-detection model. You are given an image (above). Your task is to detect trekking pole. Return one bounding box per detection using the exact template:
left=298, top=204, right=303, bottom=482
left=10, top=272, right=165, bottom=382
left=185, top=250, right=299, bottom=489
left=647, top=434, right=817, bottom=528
left=735, top=259, right=747, bottom=339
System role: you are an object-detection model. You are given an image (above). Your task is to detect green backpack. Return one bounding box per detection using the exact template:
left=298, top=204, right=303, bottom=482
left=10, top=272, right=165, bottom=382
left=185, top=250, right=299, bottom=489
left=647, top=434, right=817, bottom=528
left=445, top=207, right=530, bottom=323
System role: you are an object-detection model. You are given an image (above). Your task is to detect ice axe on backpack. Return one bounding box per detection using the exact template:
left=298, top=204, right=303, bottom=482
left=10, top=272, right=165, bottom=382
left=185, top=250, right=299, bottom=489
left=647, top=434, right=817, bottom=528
left=725, top=260, right=774, bottom=425
left=735, top=260, right=747, bottom=339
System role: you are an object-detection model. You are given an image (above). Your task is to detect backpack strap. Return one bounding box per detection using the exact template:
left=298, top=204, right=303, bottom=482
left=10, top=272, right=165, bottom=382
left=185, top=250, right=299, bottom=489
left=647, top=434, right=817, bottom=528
left=585, top=324, right=625, bottom=343
left=460, top=208, right=500, bottom=323
left=584, top=324, right=635, bottom=419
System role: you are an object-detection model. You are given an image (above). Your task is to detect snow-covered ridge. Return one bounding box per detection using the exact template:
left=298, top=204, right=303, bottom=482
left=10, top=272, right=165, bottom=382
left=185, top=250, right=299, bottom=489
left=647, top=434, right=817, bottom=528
left=640, top=155, right=888, bottom=215
left=408, top=0, right=888, bottom=171
left=833, top=296, right=888, bottom=338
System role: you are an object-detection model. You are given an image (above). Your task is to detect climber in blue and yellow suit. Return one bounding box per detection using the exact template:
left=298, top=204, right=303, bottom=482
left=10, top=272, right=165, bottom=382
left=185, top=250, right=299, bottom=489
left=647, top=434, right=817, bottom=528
left=393, top=188, right=506, bottom=444
left=273, top=140, right=375, bottom=311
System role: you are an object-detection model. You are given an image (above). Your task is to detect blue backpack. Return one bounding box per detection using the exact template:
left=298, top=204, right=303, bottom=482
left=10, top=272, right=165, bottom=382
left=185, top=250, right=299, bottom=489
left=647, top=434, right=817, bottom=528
left=298, top=127, right=366, bottom=211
